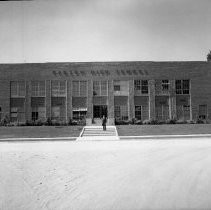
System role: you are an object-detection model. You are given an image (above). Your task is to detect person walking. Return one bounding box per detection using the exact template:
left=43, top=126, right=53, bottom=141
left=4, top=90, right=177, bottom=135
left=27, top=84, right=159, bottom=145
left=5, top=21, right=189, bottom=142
left=102, top=115, right=107, bottom=131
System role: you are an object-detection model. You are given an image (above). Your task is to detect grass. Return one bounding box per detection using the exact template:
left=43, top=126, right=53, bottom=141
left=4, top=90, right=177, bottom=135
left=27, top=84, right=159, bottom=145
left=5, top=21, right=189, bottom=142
left=0, top=126, right=83, bottom=139
left=116, top=124, right=211, bottom=136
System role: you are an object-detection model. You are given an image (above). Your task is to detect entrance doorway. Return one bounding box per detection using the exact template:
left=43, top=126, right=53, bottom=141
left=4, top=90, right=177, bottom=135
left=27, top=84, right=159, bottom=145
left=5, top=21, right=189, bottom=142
left=93, top=105, right=107, bottom=118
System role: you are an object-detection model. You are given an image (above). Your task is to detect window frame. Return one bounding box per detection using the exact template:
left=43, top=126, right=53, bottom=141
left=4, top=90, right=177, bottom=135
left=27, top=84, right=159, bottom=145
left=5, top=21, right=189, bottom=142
left=31, top=81, right=46, bottom=97
left=51, top=80, right=66, bottom=97
left=10, top=81, right=26, bottom=98
left=176, top=80, right=190, bottom=95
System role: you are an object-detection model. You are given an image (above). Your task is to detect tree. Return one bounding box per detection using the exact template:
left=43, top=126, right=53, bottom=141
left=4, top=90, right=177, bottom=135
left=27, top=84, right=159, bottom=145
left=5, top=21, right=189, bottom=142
left=207, top=50, right=211, bottom=61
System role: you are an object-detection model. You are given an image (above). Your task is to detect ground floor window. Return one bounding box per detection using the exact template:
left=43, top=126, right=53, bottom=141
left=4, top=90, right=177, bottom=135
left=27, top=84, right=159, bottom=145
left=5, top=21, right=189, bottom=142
left=73, top=110, right=87, bottom=120
left=135, top=106, right=142, bottom=120
left=155, top=105, right=169, bottom=121
left=198, top=105, right=207, bottom=120
left=176, top=105, right=190, bottom=121
left=114, top=105, right=128, bottom=120
left=11, top=107, right=25, bottom=122
left=32, top=107, right=46, bottom=121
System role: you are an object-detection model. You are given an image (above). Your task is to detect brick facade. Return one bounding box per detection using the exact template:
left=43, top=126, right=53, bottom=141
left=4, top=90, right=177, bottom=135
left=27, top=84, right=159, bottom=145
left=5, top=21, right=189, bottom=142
left=0, top=61, right=211, bottom=124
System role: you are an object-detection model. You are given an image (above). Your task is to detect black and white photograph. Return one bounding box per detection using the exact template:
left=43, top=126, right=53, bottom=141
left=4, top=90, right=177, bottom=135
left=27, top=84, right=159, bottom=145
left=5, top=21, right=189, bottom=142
left=1, top=0, right=211, bottom=209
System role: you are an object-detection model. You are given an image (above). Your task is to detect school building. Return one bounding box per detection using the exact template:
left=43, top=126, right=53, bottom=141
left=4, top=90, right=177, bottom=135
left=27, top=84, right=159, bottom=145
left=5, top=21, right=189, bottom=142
left=0, top=61, right=211, bottom=125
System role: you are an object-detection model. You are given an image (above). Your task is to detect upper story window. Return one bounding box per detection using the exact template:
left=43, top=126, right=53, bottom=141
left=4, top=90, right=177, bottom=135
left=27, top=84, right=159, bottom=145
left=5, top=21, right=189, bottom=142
left=11, top=81, right=25, bottom=97
left=72, top=81, right=87, bottom=97
left=93, top=80, right=108, bottom=96
left=176, top=80, right=190, bottom=94
left=162, top=80, right=169, bottom=91
left=134, top=80, right=148, bottom=94
left=114, top=81, right=121, bottom=91
left=31, top=81, right=45, bottom=97
left=51, top=81, right=66, bottom=97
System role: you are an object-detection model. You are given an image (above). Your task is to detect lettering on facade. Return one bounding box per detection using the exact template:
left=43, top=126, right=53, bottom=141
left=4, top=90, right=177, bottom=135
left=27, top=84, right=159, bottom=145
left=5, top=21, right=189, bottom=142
left=52, top=69, right=149, bottom=77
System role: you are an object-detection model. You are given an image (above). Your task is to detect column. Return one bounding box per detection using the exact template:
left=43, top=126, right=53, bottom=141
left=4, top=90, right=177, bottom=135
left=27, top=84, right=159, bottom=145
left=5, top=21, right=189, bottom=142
left=108, top=80, right=114, bottom=125
left=86, top=80, right=93, bottom=125
left=66, top=80, right=72, bottom=123
left=149, top=80, right=155, bottom=120
left=169, top=80, right=176, bottom=119
left=129, top=80, right=135, bottom=120
left=25, top=81, right=31, bottom=121
left=45, top=80, right=51, bottom=119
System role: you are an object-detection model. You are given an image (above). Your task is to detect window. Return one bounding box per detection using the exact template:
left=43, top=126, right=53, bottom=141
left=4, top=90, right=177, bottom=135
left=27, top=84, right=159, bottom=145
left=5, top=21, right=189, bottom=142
left=73, top=110, right=87, bottom=120
left=134, top=80, right=141, bottom=90
left=80, top=81, right=87, bottom=97
left=11, top=81, right=25, bottom=97
left=134, top=80, right=148, bottom=94
left=162, top=80, right=169, bottom=91
left=199, top=105, right=207, bottom=120
left=93, top=81, right=108, bottom=96
left=72, top=81, right=87, bottom=97
left=31, top=81, right=45, bottom=97
left=51, top=81, right=66, bottom=96
left=31, top=107, right=46, bottom=121
left=93, top=81, right=100, bottom=96
left=135, top=106, right=142, bottom=120
left=114, top=85, right=120, bottom=91
left=114, top=105, right=128, bottom=120
left=114, top=80, right=121, bottom=92
left=32, top=108, right=39, bottom=121
left=141, top=80, right=148, bottom=94
left=114, top=106, right=121, bottom=118
left=176, top=80, right=190, bottom=95
left=183, top=80, right=190, bottom=94
left=10, top=107, right=25, bottom=122
left=51, top=106, right=60, bottom=119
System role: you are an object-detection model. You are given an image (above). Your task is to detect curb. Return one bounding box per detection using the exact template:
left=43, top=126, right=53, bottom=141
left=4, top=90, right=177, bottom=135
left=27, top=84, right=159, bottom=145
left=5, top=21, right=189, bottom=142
left=119, top=134, right=211, bottom=140
left=1, top=134, right=211, bottom=142
left=0, top=137, right=77, bottom=142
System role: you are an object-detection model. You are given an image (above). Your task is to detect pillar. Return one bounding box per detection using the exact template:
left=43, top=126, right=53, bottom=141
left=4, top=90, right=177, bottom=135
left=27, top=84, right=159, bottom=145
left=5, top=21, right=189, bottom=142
left=149, top=80, right=155, bottom=120
left=169, top=80, right=176, bottom=119
left=86, top=80, right=93, bottom=125
left=108, top=80, right=114, bottom=125
left=129, top=80, right=135, bottom=120
left=45, top=80, right=51, bottom=119
left=25, top=81, right=31, bottom=121
left=66, top=80, right=72, bottom=123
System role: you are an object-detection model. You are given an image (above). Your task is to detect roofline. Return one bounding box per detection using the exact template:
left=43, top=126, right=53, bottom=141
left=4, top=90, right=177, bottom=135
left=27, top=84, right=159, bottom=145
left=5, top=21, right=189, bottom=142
left=0, top=60, right=208, bottom=65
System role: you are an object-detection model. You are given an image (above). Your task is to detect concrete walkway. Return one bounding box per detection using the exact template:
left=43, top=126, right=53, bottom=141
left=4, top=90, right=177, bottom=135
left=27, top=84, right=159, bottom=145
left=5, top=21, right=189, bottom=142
left=77, top=126, right=119, bottom=140
left=1, top=133, right=211, bottom=142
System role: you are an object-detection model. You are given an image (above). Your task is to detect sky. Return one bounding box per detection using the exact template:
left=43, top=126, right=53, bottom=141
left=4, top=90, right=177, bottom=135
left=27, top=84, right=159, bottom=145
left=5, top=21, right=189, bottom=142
left=0, top=0, right=211, bottom=63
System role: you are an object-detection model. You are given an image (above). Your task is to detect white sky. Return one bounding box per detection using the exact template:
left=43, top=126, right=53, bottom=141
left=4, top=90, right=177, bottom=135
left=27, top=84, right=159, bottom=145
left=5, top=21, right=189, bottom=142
left=0, top=0, right=211, bottom=63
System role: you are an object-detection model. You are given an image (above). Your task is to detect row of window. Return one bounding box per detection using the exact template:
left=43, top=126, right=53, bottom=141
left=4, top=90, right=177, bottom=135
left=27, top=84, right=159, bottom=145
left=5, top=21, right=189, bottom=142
left=10, top=79, right=190, bottom=97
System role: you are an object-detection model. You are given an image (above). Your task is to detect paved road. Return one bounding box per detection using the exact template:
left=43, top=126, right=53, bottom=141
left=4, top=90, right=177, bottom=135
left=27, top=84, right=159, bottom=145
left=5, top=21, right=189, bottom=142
left=1, top=138, right=211, bottom=210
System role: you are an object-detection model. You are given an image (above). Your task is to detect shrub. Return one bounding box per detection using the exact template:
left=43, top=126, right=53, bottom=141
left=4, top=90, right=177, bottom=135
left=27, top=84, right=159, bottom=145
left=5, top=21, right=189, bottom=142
left=196, top=119, right=204, bottom=124
left=115, top=119, right=131, bottom=125
left=165, top=119, right=176, bottom=124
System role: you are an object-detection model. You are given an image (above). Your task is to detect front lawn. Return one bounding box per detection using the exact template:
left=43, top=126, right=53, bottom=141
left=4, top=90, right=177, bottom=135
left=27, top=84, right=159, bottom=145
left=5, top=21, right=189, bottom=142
left=116, top=124, right=211, bottom=136
left=0, top=126, right=83, bottom=139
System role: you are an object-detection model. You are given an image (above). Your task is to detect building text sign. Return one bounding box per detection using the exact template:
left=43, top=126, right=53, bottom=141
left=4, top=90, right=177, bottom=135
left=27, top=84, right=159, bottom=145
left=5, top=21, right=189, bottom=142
left=52, top=69, right=149, bottom=77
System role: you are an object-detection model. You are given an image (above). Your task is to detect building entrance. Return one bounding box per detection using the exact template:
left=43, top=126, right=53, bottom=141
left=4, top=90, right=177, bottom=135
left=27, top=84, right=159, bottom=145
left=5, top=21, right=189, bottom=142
left=93, top=105, right=107, bottom=118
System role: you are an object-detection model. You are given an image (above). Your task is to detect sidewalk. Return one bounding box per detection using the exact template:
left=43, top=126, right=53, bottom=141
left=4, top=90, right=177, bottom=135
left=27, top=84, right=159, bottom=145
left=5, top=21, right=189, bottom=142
left=1, top=134, right=211, bottom=142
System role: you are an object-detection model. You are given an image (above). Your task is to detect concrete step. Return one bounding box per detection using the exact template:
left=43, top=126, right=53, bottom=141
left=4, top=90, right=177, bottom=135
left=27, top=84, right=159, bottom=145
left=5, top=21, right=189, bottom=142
left=77, top=126, right=119, bottom=141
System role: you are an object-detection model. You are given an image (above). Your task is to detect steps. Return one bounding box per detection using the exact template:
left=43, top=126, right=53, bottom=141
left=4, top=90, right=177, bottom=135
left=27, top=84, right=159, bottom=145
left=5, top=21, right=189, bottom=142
left=77, top=126, right=119, bottom=140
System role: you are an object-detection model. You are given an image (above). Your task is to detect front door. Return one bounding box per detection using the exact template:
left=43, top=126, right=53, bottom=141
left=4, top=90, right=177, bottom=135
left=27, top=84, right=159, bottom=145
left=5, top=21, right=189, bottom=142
left=93, top=105, right=107, bottom=119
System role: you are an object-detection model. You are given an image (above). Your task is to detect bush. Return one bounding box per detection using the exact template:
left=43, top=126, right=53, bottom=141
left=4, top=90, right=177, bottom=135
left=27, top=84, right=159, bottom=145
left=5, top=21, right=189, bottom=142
left=134, top=120, right=142, bottom=125
left=0, top=115, right=10, bottom=126
left=68, top=118, right=86, bottom=126
left=115, top=119, right=131, bottom=125
left=165, top=119, right=176, bottom=124
left=196, top=119, right=204, bottom=124
left=143, top=119, right=159, bottom=125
